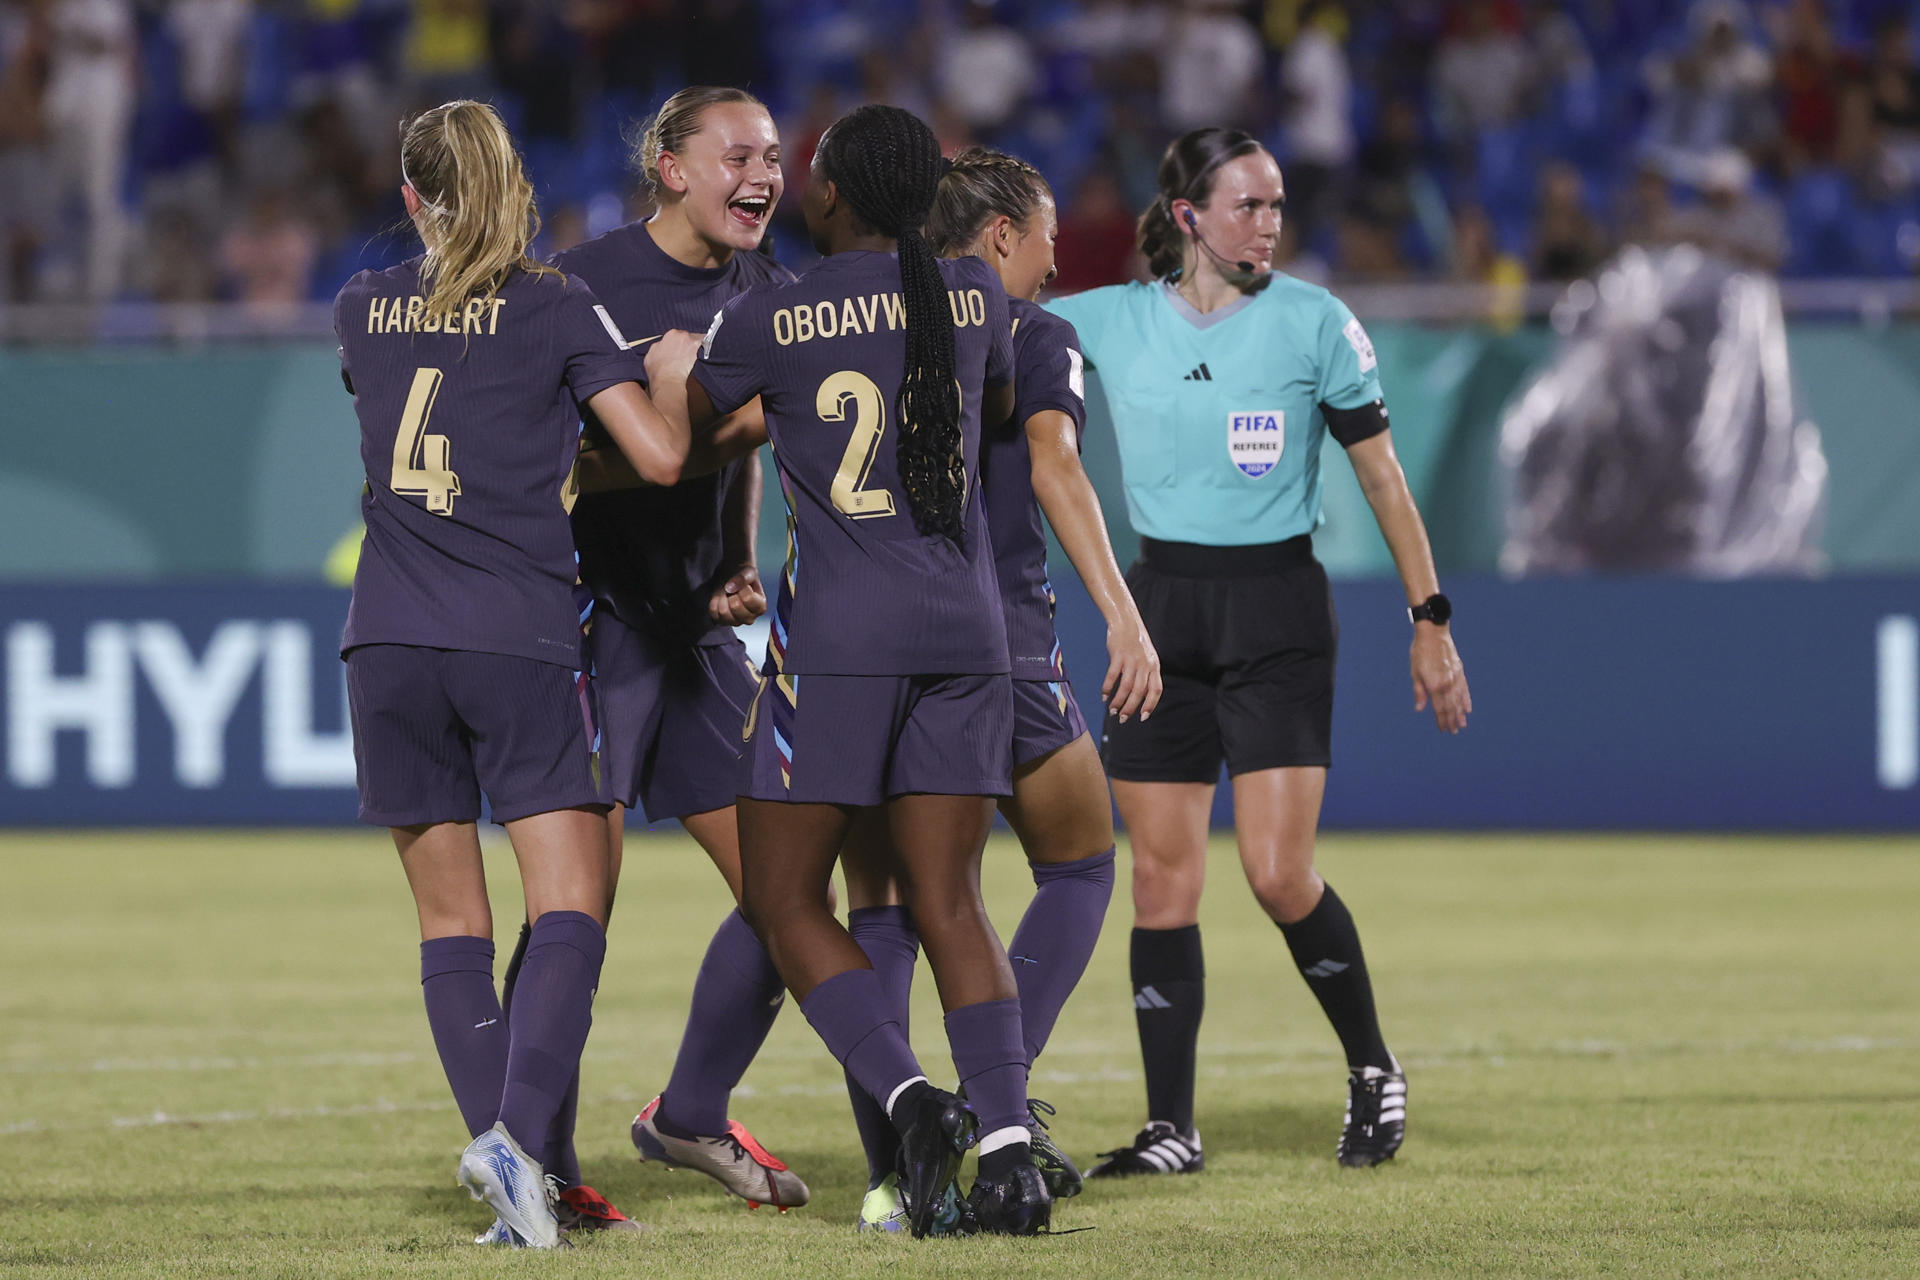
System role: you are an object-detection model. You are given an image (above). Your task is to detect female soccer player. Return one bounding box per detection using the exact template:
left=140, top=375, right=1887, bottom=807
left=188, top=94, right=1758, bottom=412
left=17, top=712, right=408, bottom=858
left=334, top=99, right=687, bottom=1247
left=651, top=104, right=1049, bottom=1238
left=1047, top=128, right=1472, bottom=1176
left=522, top=84, right=808, bottom=1217
left=834, top=146, right=1163, bottom=1230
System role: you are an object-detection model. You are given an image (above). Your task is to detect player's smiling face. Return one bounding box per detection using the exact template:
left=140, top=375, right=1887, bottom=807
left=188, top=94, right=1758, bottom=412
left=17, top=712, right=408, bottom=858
left=659, top=102, right=782, bottom=254
left=1003, top=192, right=1059, bottom=301
left=1187, top=150, right=1285, bottom=279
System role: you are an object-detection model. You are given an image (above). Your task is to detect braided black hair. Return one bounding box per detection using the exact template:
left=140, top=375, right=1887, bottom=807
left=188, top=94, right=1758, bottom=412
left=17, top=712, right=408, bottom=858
left=818, top=105, right=964, bottom=540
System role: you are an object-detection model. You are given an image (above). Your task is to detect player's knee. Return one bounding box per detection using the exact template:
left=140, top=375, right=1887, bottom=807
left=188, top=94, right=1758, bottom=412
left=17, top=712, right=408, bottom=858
left=1245, top=860, right=1322, bottom=923
left=1131, top=853, right=1201, bottom=919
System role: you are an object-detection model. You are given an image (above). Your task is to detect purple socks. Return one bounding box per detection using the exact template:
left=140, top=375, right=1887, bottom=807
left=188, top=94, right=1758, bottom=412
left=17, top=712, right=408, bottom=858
left=800, top=966, right=924, bottom=1113
left=945, top=998, right=1030, bottom=1135
left=1007, top=848, right=1116, bottom=1065
left=656, top=909, right=787, bottom=1136
left=419, top=936, right=507, bottom=1139
left=844, top=906, right=920, bottom=1184
left=495, top=911, right=607, bottom=1158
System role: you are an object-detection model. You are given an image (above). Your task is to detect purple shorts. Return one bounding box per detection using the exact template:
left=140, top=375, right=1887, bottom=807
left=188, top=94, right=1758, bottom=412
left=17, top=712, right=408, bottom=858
left=345, top=644, right=608, bottom=827
left=1011, top=677, right=1090, bottom=767
left=740, top=673, right=1014, bottom=806
left=589, top=610, right=757, bottom=821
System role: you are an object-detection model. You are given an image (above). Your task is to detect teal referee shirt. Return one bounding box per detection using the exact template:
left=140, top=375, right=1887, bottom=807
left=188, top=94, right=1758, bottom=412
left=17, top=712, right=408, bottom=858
left=1046, top=275, right=1385, bottom=546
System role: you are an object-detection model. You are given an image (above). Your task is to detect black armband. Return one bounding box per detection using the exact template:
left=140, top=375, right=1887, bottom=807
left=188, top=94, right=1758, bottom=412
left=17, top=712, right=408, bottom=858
left=339, top=365, right=354, bottom=396
left=1321, top=397, right=1389, bottom=448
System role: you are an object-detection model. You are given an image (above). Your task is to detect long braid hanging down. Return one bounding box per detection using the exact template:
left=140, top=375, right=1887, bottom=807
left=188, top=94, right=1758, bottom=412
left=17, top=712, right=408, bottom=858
left=820, top=106, right=965, bottom=540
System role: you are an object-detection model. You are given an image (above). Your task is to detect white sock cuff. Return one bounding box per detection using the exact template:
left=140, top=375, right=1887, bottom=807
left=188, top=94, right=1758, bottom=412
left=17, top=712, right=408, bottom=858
left=883, top=1075, right=928, bottom=1118
left=978, top=1124, right=1032, bottom=1157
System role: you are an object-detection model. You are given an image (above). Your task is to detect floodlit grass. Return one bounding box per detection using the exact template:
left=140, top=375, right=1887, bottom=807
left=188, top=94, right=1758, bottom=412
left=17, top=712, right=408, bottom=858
left=2, top=830, right=1917, bottom=1277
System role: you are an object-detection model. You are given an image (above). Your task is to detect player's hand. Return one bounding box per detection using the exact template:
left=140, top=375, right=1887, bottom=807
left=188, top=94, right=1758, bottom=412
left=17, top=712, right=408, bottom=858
left=1411, top=626, right=1470, bottom=733
left=644, top=328, right=702, bottom=388
left=1103, top=618, right=1162, bottom=723
left=708, top=564, right=766, bottom=626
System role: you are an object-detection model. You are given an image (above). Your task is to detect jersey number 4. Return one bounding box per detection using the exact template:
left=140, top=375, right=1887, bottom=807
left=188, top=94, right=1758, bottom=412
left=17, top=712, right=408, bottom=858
left=390, top=367, right=461, bottom=515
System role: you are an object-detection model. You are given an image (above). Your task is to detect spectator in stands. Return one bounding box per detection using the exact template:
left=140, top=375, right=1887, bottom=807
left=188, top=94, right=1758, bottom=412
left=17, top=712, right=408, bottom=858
left=167, top=0, right=251, bottom=179
left=1432, top=0, right=1536, bottom=146
left=937, top=1, right=1037, bottom=139
left=1642, top=0, right=1773, bottom=185
left=404, top=0, right=491, bottom=106
left=1667, top=149, right=1786, bottom=272
left=1619, top=161, right=1678, bottom=248
left=1771, top=0, right=1853, bottom=173
left=1160, top=0, right=1263, bottom=132
left=1277, top=0, right=1352, bottom=252
left=0, top=0, right=48, bottom=302
left=220, top=185, right=320, bottom=317
left=140, top=207, right=218, bottom=304
left=43, top=0, right=133, bottom=302
left=1531, top=162, right=1607, bottom=282
left=1051, top=168, right=1140, bottom=292
left=1866, top=15, right=1920, bottom=190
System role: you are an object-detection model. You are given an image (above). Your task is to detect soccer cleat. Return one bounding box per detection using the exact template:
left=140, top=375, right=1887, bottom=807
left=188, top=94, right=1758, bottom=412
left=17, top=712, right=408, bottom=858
left=457, top=1122, right=561, bottom=1249
left=1025, top=1098, right=1083, bottom=1200
left=631, top=1095, right=810, bottom=1208
left=1086, top=1120, right=1204, bottom=1178
left=555, top=1183, right=644, bottom=1233
left=1338, top=1065, right=1407, bottom=1168
left=473, top=1218, right=514, bottom=1246
left=966, top=1157, right=1053, bottom=1236
left=856, top=1172, right=909, bottom=1233
left=893, top=1086, right=978, bottom=1239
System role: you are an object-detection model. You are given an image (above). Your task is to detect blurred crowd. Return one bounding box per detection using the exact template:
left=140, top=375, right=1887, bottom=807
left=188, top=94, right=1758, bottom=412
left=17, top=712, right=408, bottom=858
left=2, top=0, right=1920, bottom=311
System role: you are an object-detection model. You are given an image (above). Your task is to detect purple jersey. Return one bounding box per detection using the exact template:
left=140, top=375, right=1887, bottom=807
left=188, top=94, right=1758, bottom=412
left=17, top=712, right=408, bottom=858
left=983, top=297, right=1088, bottom=676
left=336, top=259, right=642, bottom=668
left=692, top=252, right=1015, bottom=676
left=554, top=224, right=795, bottom=646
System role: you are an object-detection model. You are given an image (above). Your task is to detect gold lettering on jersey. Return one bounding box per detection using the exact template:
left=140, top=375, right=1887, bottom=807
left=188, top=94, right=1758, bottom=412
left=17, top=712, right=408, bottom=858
left=367, top=295, right=510, bottom=336
left=770, top=290, right=986, bottom=346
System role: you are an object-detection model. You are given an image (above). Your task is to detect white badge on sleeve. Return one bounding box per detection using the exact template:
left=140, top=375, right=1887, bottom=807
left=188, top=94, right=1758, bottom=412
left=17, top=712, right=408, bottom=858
left=1228, top=409, right=1284, bottom=478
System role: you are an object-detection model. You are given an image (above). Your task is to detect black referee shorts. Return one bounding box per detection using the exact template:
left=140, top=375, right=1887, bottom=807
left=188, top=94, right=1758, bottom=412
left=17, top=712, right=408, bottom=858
left=1102, top=535, right=1336, bottom=783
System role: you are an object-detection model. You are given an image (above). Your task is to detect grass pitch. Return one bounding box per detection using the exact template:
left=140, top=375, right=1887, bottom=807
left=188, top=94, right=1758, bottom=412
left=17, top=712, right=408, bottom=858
left=2, top=830, right=1916, bottom=1278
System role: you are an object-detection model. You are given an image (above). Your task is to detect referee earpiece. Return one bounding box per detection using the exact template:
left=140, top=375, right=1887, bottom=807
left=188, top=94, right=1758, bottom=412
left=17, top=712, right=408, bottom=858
left=1180, top=203, right=1256, bottom=275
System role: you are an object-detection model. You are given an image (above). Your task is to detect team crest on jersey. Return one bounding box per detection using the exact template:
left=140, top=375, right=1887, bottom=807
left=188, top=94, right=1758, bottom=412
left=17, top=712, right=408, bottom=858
left=1228, top=409, right=1284, bottom=478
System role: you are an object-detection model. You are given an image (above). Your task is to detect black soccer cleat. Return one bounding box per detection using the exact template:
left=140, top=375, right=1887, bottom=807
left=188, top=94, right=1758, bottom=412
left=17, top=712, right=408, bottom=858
left=966, top=1158, right=1053, bottom=1236
left=895, top=1087, right=978, bottom=1239
left=1025, top=1098, right=1083, bottom=1199
left=1337, top=1066, right=1407, bottom=1168
left=1086, top=1120, right=1204, bottom=1179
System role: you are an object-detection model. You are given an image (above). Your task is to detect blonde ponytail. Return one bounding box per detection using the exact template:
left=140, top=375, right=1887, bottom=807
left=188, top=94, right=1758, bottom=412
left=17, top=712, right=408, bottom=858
left=400, top=100, right=555, bottom=326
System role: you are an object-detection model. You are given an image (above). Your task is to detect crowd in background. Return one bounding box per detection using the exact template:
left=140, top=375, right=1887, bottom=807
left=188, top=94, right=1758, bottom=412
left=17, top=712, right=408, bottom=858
left=2, top=0, right=1919, bottom=311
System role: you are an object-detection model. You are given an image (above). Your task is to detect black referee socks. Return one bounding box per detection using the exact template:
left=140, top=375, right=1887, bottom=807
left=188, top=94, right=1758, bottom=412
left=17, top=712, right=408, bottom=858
left=1278, top=883, right=1394, bottom=1073
left=1130, top=925, right=1205, bottom=1135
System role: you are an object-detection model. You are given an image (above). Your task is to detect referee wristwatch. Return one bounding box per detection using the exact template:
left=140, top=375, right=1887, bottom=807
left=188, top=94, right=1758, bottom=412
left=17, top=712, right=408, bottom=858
left=1408, top=593, right=1452, bottom=626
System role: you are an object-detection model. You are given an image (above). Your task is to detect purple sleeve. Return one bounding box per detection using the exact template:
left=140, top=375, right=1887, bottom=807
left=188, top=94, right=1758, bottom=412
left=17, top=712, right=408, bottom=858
left=1013, top=312, right=1086, bottom=440
left=982, top=268, right=1014, bottom=387
left=689, top=293, right=766, bottom=416
left=557, top=275, right=647, bottom=404
left=332, top=277, right=359, bottom=396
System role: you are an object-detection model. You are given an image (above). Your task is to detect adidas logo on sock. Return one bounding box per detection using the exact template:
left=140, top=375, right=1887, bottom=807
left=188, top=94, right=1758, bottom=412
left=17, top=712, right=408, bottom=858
left=1134, top=985, right=1173, bottom=1009
left=1302, top=959, right=1350, bottom=978
left=1181, top=363, right=1213, bottom=382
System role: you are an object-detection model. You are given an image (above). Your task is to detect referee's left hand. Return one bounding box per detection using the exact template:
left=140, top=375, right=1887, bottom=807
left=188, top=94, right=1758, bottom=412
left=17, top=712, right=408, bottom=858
left=1411, top=627, right=1470, bottom=733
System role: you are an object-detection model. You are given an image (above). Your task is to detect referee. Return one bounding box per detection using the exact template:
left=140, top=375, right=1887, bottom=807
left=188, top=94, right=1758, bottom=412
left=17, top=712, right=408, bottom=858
left=1048, top=128, right=1470, bottom=1177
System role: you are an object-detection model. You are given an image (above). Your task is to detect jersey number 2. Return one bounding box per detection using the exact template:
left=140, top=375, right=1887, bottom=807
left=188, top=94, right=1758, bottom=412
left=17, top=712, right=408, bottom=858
left=819, top=370, right=896, bottom=520
left=390, top=367, right=461, bottom=515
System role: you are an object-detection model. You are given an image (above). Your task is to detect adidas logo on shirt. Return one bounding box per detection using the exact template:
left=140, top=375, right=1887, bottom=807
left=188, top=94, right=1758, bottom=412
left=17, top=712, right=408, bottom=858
left=1182, top=363, right=1213, bottom=381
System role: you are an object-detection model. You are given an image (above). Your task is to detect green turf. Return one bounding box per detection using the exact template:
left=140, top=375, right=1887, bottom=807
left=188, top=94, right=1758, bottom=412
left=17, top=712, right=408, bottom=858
left=3, top=830, right=1917, bottom=1277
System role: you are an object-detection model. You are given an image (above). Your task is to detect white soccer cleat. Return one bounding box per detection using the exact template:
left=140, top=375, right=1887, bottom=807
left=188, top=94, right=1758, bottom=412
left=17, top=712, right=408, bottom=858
left=473, top=1217, right=513, bottom=1246
left=457, top=1122, right=561, bottom=1248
